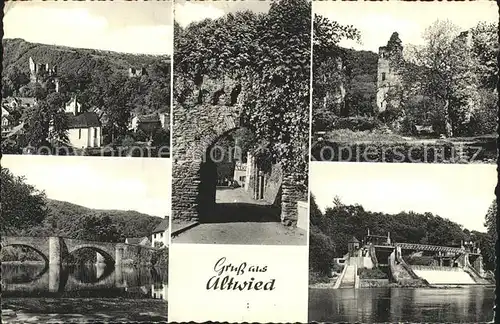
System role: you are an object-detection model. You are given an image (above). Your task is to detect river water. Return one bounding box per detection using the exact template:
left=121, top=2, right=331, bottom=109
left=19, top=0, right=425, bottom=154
left=309, top=286, right=494, bottom=323
left=1, top=263, right=168, bottom=323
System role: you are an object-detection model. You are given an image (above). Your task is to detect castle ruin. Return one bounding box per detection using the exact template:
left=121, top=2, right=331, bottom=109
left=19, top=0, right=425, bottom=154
left=128, top=67, right=147, bottom=78
left=29, top=57, right=59, bottom=92
left=376, top=32, right=404, bottom=113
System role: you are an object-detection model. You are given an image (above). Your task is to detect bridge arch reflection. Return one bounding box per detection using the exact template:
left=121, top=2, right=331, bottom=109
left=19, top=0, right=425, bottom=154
left=2, top=263, right=167, bottom=297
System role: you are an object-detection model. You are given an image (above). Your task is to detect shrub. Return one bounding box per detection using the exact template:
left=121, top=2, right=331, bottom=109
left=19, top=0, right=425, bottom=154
left=313, top=111, right=338, bottom=131
left=377, top=108, right=401, bottom=124
left=309, top=271, right=331, bottom=284
left=405, top=255, right=435, bottom=266
left=151, top=248, right=169, bottom=268
left=468, top=89, right=497, bottom=136
left=332, top=262, right=345, bottom=273
left=313, top=115, right=384, bottom=133
left=333, top=116, right=383, bottom=131
left=309, top=225, right=336, bottom=276
left=358, top=267, right=388, bottom=279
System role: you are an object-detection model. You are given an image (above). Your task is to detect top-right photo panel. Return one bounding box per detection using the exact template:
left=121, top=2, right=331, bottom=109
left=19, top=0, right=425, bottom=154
left=312, top=1, right=498, bottom=163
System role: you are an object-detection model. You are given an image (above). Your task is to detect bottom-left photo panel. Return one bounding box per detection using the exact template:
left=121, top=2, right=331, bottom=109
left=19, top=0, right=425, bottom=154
left=1, top=155, right=170, bottom=323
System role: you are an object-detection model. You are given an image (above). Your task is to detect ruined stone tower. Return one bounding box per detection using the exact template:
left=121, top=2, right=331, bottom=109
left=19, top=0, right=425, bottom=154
left=376, top=32, right=404, bottom=113
left=29, top=57, right=57, bottom=83
left=29, top=57, right=59, bottom=92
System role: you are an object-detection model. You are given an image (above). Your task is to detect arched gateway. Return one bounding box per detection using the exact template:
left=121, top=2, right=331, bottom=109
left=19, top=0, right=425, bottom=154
left=172, top=75, right=305, bottom=227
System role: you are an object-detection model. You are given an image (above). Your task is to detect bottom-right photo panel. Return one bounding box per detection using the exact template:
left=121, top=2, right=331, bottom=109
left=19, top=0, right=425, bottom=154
left=308, top=162, right=496, bottom=323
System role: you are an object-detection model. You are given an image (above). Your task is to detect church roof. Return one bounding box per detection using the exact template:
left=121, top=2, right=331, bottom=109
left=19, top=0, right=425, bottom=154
left=67, top=112, right=101, bottom=128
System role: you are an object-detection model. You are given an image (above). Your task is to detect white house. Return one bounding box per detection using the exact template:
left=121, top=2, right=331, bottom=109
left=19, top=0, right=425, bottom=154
left=1, top=107, right=14, bottom=136
left=65, top=96, right=82, bottom=114
left=129, top=112, right=169, bottom=133
left=151, top=283, right=167, bottom=300
left=64, top=97, right=103, bottom=148
left=151, top=217, right=169, bottom=248
left=233, top=161, right=247, bottom=187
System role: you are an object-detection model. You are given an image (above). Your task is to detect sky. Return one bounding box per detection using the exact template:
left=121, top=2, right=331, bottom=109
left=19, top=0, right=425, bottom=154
left=2, top=156, right=171, bottom=218
left=3, top=1, right=173, bottom=55
left=174, top=0, right=270, bottom=28
left=314, top=0, right=498, bottom=53
left=310, top=162, right=496, bottom=232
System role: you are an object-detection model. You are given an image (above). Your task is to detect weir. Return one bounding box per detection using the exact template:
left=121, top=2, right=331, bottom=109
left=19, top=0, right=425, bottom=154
left=339, top=230, right=492, bottom=287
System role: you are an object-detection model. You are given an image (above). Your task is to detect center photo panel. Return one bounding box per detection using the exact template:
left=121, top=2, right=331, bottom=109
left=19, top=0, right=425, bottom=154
left=168, top=0, right=312, bottom=322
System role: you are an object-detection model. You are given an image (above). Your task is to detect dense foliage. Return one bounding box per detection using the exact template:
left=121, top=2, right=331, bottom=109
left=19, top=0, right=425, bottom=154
left=1, top=167, right=163, bottom=242
left=174, top=0, right=311, bottom=192
left=483, top=199, right=497, bottom=271
left=2, top=38, right=171, bottom=148
left=32, top=199, right=164, bottom=241
left=392, top=20, right=497, bottom=137
left=312, top=14, right=361, bottom=130
left=309, top=195, right=495, bottom=281
left=1, top=167, right=48, bottom=234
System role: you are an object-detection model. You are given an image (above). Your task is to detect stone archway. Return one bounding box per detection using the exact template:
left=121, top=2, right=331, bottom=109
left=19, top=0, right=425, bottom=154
left=172, top=75, right=246, bottom=224
left=172, top=75, right=304, bottom=227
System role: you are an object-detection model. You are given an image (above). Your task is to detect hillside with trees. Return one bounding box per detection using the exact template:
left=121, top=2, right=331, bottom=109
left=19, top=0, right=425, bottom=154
left=1, top=167, right=164, bottom=241
left=309, top=194, right=496, bottom=282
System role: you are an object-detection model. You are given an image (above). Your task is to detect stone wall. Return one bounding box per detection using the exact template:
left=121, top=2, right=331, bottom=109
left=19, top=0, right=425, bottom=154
left=172, top=73, right=306, bottom=227
left=172, top=74, right=243, bottom=224
left=263, top=163, right=282, bottom=205
left=281, top=174, right=306, bottom=226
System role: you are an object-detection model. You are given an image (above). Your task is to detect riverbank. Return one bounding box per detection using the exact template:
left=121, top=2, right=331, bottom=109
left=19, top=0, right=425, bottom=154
left=1, top=298, right=167, bottom=323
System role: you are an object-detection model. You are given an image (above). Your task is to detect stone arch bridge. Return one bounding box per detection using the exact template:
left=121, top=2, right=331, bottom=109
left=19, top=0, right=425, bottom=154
left=1, top=236, right=130, bottom=266
left=172, top=75, right=305, bottom=227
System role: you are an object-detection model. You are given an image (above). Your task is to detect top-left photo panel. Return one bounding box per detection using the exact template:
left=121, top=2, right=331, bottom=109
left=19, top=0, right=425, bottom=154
left=2, top=1, right=173, bottom=158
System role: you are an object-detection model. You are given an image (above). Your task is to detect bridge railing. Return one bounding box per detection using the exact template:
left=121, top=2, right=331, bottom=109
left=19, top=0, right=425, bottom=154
left=395, top=243, right=464, bottom=254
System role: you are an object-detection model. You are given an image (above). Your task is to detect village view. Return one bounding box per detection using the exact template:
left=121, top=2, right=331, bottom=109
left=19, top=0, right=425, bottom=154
left=2, top=40, right=171, bottom=157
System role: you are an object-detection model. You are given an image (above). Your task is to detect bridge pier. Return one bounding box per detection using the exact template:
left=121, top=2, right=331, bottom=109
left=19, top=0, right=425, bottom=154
left=48, top=264, right=61, bottom=292
left=115, top=245, right=124, bottom=266
left=48, top=236, right=62, bottom=265
left=115, top=264, right=125, bottom=287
